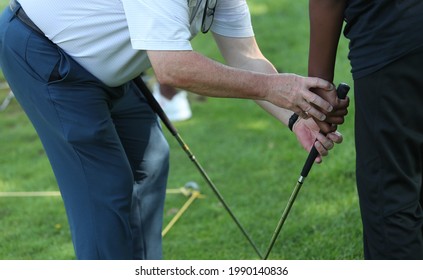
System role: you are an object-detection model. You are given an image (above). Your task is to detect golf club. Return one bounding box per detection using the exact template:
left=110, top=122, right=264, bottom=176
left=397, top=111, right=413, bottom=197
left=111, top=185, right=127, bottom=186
left=263, top=83, right=350, bottom=260
left=132, top=76, right=263, bottom=259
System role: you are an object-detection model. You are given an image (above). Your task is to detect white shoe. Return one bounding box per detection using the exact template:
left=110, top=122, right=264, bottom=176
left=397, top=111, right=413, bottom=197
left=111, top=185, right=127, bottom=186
left=152, top=84, right=192, bottom=122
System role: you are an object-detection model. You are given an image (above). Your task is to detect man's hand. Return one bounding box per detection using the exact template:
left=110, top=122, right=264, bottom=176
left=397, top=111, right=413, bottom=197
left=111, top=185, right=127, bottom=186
left=310, top=87, right=350, bottom=134
left=292, top=117, right=343, bottom=163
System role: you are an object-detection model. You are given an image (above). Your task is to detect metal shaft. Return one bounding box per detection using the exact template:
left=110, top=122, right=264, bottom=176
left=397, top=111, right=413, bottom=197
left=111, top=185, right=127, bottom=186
left=263, top=83, right=350, bottom=260
left=133, top=76, right=263, bottom=259
left=263, top=177, right=304, bottom=260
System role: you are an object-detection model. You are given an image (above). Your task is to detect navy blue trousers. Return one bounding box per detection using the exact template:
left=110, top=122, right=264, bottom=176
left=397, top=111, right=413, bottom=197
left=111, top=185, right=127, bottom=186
left=0, top=6, right=169, bottom=259
left=355, top=46, right=423, bottom=259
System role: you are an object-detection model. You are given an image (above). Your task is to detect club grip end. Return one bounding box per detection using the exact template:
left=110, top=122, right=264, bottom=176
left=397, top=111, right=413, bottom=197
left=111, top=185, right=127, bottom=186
left=336, top=83, right=350, bottom=99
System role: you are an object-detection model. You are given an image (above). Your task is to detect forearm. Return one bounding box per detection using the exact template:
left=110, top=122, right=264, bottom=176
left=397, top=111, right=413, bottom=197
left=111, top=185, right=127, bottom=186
left=211, top=35, right=293, bottom=126
left=148, top=36, right=336, bottom=122
left=147, top=50, right=270, bottom=100
left=308, top=0, right=347, bottom=80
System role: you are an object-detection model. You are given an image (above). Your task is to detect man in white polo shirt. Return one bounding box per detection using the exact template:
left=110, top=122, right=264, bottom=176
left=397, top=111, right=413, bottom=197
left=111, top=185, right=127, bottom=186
left=0, top=0, right=348, bottom=259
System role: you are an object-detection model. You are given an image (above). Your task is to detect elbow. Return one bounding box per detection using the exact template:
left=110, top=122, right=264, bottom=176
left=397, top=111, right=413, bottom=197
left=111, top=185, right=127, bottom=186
left=148, top=50, right=192, bottom=88
left=154, top=70, right=177, bottom=87
left=154, top=67, right=191, bottom=89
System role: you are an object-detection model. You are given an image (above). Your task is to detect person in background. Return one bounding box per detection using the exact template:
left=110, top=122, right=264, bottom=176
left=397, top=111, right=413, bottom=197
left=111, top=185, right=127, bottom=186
left=153, top=83, right=192, bottom=122
left=308, top=0, right=423, bottom=259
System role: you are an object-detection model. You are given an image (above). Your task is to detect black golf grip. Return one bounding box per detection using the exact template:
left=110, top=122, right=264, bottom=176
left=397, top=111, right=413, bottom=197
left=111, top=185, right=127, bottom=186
left=300, top=83, right=350, bottom=178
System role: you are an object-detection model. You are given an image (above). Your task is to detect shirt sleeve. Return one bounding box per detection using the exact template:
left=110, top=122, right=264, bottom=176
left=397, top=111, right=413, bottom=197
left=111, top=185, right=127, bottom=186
left=211, top=0, right=254, bottom=38
left=122, top=0, right=193, bottom=51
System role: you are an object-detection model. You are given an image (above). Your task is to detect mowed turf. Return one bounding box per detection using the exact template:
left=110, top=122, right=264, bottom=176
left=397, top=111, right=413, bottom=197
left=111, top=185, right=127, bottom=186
left=0, top=0, right=361, bottom=260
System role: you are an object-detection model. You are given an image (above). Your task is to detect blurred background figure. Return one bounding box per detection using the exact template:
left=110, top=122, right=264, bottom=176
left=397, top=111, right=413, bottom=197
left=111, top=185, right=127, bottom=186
left=0, top=77, right=13, bottom=111
left=153, top=83, right=192, bottom=122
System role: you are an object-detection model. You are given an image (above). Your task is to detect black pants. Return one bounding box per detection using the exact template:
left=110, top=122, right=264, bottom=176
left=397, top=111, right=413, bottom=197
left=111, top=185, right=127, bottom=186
left=354, top=46, right=423, bottom=259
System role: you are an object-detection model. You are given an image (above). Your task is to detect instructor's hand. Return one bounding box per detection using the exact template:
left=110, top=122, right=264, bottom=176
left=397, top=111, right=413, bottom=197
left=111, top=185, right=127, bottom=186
left=265, top=74, right=335, bottom=122
left=310, top=87, right=350, bottom=134
left=292, top=117, right=343, bottom=163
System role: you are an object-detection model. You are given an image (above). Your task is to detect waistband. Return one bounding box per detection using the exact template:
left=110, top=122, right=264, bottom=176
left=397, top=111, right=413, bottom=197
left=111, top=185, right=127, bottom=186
left=9, top=0, right=45, bottom=36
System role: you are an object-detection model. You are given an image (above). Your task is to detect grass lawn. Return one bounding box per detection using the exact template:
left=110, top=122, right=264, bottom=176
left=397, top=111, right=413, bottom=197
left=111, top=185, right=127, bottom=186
left=0, top=0, right=361, bottom=260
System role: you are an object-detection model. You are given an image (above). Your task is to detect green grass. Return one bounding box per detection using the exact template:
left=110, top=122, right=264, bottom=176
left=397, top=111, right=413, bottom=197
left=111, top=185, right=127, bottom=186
left=0, top=0, right=361, bottom=260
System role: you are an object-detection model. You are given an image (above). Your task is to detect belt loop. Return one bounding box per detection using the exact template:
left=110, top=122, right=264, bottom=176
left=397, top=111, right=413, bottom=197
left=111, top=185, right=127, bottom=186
left=9, top=0, right=45, bottom=37
left=9, top=0, right=19, bottom=12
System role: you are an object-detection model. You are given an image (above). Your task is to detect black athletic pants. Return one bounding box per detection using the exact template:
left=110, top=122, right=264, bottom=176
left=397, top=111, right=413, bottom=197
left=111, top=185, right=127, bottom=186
left=354, top=46, right=423, bottom=259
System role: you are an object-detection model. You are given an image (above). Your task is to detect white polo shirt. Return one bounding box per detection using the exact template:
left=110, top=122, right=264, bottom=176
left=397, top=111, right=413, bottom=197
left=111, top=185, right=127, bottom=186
left=18, top=0, right=254, bottom=86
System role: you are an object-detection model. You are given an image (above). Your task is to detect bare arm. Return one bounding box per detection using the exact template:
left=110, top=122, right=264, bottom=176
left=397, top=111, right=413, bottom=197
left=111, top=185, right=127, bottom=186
left=212, top=33, right=344, bottom=161
left=309, top=0, right=347, bottom=80
left=147, top=46, right=334, bottom=121
left=211, top=34, right=294, bottom=126
left=307, top=0, right=349, bottom=133
left=211, top=33, right=346, bottom=131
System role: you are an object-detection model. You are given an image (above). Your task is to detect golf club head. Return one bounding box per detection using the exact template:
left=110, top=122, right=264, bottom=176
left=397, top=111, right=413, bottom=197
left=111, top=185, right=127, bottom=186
left=184, top=181, right=200, bottom=191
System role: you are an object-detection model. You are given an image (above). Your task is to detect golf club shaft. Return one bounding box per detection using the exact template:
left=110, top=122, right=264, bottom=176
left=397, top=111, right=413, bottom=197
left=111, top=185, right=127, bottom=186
left=133, top=76, right=263, bottom=259
left=263, top=83, right=350, bottom=260
left=263, top=178, right=304, bottom=260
